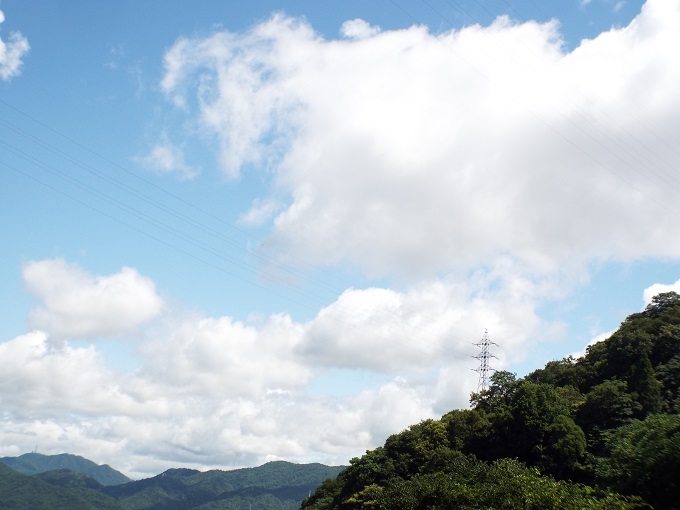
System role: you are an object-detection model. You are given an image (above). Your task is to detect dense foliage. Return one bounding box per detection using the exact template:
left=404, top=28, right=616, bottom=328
left=0, top=462, right=117, bottom=510
left=303, top=292, right=680, bottom=509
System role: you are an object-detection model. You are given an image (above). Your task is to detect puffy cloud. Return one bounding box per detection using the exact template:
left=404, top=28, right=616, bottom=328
left=140, top=313, right=309, bottom=398
left=0, top=10, right=30, bottom=81
left=299, top=261, right=563, bottom=372
left=643, top=277, right=680, bottom=306
left=0, top=331, right=166, bottom=418
left=0, top=327, right=441, bottom=477
left=4, top=261, right=552, bottom=476
left=23, top=259, right=164, bottom=340
left=160, top=1, right=680, bottom=279
left=341, top=19, right=381, bottom=39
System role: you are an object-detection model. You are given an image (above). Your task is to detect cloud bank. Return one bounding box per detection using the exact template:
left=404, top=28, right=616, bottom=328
left=2, top=259, right=551, bottom=477
left=159, top=0, right=680, bottom=279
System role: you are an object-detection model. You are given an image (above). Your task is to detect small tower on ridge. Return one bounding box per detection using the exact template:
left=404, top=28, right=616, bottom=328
left=473, top=329, right=497, bottom=393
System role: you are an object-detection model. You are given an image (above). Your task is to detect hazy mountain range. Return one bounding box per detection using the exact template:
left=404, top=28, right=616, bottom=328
left=0, top=453, right=344, bottom=510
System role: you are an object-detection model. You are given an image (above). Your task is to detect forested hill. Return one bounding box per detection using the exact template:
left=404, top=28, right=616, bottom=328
left=0, top=453, right=131, bottom=486
left=302, top=292, right=680, bottom=510
left=0, top=460, right=344, bottom=509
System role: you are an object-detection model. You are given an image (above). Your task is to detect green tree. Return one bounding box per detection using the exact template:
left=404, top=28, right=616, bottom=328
left=543, top=415, right=587, bottom=478
left=442, top=408, right=490, bottom=453
left=576, top=379, right=637, bottom=443
left=629, top=350, right=662, bottom=415
left=597, top=414, right=680, bottom=509
left=657, top=353, right=680, bottom=412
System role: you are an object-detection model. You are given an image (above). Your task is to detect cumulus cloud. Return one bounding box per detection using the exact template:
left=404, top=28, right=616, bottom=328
left=0, top=324, right=444, bottom=477
left=160, top=1, right=680, bottom=279
left=4, top=257, right=556, bottom=477
left=643, top=277, right=680, bottom=306
left=298, top=267, right=552, bottom=372
left=341, top=19, right=381, bottom=39
left=0, top=10, right=30, bottom=80
left=140, top=313, right=309, bottom=398
left=23, top=259, right=164, bottom=340
left=0, top=331, right=166, bottom=418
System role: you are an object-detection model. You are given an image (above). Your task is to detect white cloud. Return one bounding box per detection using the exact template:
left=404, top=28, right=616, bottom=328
left=0, top=326, right=442, bottom=477
left=136, top=140, right=198, bottom=180
left=0, top=331, right=166, bottom=418
left=23, top=259, right=164, bottom=340
left=643, top=277, right=680, bottom=306
left=298, top=259, right=568, bottom=373
left=3, top=257, right=558, bottom=477
left=341, top=19, right=381, bottom=39
left=139, top=313, right=309, bottom=398
left=0, top=10, right=30, bottom=81
left=160, top=1, right=680, bottom=280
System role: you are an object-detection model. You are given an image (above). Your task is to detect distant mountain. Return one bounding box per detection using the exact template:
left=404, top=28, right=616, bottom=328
left=0, top=462, right=120, bottom=510
left=0, top=452, right=131, bottom=486
left=0, top=457, right=345, bottom=510
left=104, top=461, right=345, bottom=510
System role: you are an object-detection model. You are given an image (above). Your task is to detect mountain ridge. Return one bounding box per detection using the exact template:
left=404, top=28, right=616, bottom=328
left=0, top=452, right=131, bottom=486
left=0, top=456, right=345, bottom=510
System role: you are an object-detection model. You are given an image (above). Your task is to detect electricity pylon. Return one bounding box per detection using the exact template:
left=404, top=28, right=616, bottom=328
left=473, top=329, right=497, bottom=393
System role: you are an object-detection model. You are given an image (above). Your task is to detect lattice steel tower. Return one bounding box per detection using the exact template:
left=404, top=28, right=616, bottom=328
left=473, top=329, right=497, bottom=392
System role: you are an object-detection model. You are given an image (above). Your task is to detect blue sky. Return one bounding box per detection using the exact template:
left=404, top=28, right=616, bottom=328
left=2, top=0, right=680, bottom=478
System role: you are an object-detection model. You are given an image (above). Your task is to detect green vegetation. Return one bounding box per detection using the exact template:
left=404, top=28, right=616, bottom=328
left=0, top=462, right=118, bottom=510
left=0, top=452, right=131, bottom=486
left=104, top=461, right=344, bottom=510
left=0, top=459, right=343, bottom=510
left=302, top=292, right=680, bottom=509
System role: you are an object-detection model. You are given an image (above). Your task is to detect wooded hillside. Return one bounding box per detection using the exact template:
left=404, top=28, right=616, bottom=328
left=302, top=292, right=680, bottom=510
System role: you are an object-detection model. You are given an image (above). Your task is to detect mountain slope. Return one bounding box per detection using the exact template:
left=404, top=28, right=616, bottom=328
left=104, top=461, right=344, bottom=510
left=0, top=462, right=121, bottom=510
left=302, top=292, right=680, bottom=509
left=0, top=452, right=131, bottom=486
left=0, top=459, right=343, bottom=509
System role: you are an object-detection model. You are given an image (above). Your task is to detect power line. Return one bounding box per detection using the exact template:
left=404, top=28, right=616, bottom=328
left=0, top=107, right=479, bottom=368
